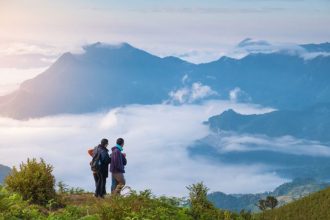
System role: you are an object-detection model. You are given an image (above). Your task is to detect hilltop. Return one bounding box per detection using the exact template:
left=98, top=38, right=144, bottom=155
left=257, top=186, right=330, bottom=219
left=208, top=178, right=330, bottom=212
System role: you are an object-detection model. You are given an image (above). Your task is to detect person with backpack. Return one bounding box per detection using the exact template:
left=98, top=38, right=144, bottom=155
left=110, top=138, right=127, bottom=195
left=88, top=138, right=111, bottom=198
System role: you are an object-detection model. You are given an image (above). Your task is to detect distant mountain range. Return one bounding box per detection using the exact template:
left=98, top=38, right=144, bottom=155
left=208, top=178, right=330, bottom=212
left=188, top=102, right=330, bottom=180
left=0, top=164, right=11, bottom=184
left=207, top=102, right=330, bottom=144
left=0, top=41, right=330, bottom=119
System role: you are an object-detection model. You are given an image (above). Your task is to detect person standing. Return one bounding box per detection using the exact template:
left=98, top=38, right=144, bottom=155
left=89, top=138, right=111, bottom=198
left=110, top=138, right=127, bottom=195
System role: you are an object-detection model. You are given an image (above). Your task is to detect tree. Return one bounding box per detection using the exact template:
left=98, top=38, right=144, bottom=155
left=257, top=196, right=279, bottom=211
left=186, top=182, right=225, bottom=220
left=57, top=181, right=69, bottom=194
left=256, top=199, right=267, bottom=211
left=5, top=158, right=56, bottom=205
left=266, top=196, right=278, bottom=209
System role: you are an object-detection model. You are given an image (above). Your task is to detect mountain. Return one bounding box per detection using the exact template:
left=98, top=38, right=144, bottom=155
left=0, top=42, right=193, bottom=119
left=206, top=102, right=330, bottom=144
left=188, top=103, right=330, bottom=180
left=1, top=41, right=330, bottom=119
left=208, top=178, right=330, bottom=213
left=0, top=164, right=11, bottom=184
left=257, top=186, right=330, bottom=219
left=191, top=52, right=330, bottom=109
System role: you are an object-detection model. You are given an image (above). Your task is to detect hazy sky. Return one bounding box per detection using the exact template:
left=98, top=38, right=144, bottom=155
left=1, top=0, right=329, bottom=56
left=0, top=0, right=329, bottom=95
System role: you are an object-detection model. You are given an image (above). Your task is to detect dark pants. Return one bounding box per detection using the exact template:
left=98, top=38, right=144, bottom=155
left=93, top=172, right=107, bottom=197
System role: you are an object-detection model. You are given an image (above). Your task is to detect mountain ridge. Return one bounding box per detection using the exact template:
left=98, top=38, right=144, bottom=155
left=206, top=102, right=330, bottom=143
left=1, top=41, right=330, bottom=119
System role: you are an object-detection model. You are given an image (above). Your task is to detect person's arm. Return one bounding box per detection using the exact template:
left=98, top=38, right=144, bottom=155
left=122, top=154, right=127, bottom=166
left=105, top=152, right=111, bottom=165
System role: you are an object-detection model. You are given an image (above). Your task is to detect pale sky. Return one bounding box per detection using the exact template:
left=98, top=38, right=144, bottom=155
left=1, top=0, right=329, bottom=52
left=0, top=0, right=329, bottom=94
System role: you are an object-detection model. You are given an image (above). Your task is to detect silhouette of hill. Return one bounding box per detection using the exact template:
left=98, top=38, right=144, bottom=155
left=0, top=164, right=11, bottom=183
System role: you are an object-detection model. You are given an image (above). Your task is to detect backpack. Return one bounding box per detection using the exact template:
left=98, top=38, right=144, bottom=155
left=90, top=147, right=102, bottom=172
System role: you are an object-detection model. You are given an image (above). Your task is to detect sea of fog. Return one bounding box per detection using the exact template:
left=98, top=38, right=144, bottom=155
left=0, top=100, right=291, bottom=196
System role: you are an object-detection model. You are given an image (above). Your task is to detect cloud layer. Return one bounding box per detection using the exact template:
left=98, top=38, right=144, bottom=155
left=0, top=100, right=283, bottom=196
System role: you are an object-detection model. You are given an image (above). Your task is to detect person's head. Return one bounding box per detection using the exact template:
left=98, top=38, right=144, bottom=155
left=100, top=138, right=109, bottom=147
left=116, top=138, right=124, bottom=147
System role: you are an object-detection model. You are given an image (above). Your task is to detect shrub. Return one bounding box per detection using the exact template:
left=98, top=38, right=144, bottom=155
left=5, top=158, right=56, bottom=206
left=0, top=185, right=44, bottom=220
left=186, top=182, right=225, bottom=220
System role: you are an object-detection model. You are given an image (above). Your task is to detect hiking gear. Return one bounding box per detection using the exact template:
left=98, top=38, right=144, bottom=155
left=90, top=145, right=111, bottom=176
left=90, top=147, right=101, bottom=172
left=88, top=148, right=94, bottom=157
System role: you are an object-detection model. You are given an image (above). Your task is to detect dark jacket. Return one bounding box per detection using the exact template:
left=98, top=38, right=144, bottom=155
left=93, top=145, right=111, bottom=177
left=110, top=146, right=126, bottom=173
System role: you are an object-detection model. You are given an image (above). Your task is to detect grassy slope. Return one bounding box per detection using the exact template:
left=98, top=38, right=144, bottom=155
left=257, top=187, right=330, bottom=220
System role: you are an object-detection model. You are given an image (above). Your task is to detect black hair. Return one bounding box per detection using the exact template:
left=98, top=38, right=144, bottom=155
left=116, top=138, right=124, bottom=146
left=100, top=138, right=109, bottom=146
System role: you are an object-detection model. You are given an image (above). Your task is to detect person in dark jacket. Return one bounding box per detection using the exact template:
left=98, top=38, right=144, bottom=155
left=110, top=138, right=127, bottom=195
left=92, top=138, right=111, bottom=198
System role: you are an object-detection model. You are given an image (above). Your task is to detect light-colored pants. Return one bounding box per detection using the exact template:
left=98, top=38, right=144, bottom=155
left=111, top=172, right=125, bottom=195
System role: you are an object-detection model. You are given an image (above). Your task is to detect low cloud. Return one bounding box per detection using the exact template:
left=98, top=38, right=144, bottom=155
left=229, top=87, right=252, bottom=103
left=168, top=82, right=218, bottom=104
left=229, top=38, right=330, bottom=60
left=0, top=100, right=284, bottom=196
left=203, top=132, right=330, bottom=157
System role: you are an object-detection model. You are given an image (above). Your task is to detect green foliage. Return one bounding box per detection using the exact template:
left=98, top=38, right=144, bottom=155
left=93, top=189, right=191, bottom=220
left=256, top=196, right=278, bottom=211
left=9, top=158, right=329, bottom=220
left=208, top=178, right=330, bottom=213
left=256, top=199, right=267, bottom=211
left=57, top=181, right=69, bottom=194
left=256, top=187, right=330, bottom=220
left=5, top=158, right=56, bottom=206
left=186, top=182, right=226, bottom=220
left=57, top=181, right=85, bottom=195
left=0, top=185, right=44, bottom=220
left=265, top=196, right=278, bottom=210
left=47, top=205, right=91, bottom=220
